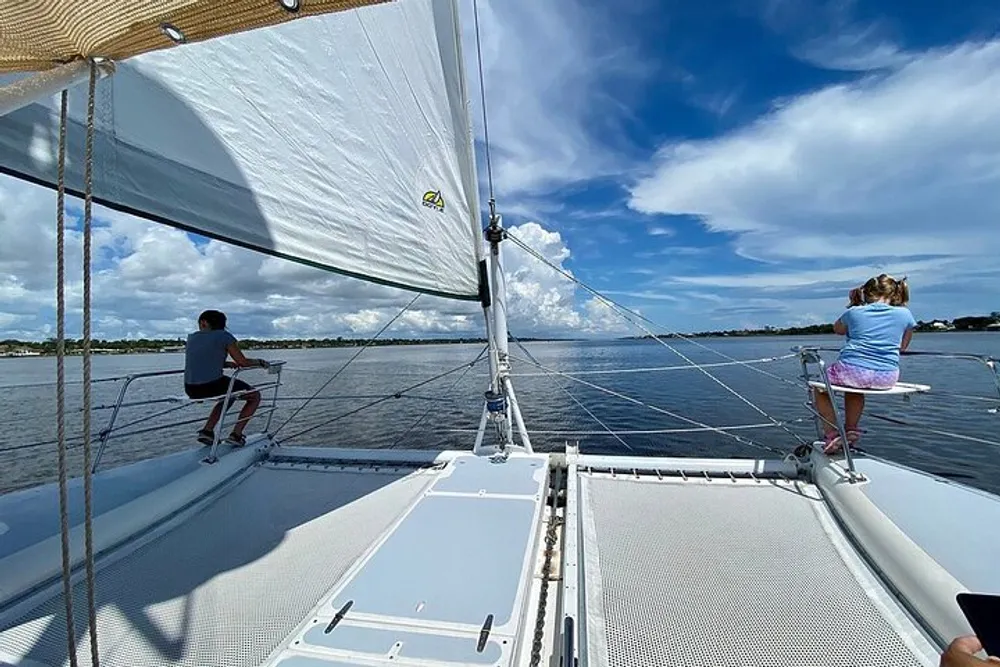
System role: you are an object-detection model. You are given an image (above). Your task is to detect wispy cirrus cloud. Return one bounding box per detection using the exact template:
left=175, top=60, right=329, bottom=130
left=629, top=38, right=1000, bottom=320
left=759, top=0, right=910, bottom=71
left=460, top=0, right=648, bottom=199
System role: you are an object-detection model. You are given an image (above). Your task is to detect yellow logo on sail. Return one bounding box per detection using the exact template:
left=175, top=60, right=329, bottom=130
left=422, top=190, right=445, bottom=212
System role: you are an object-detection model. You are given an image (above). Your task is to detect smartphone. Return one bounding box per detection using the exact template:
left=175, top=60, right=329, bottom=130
left=956, top=593, right=1000, bottom=657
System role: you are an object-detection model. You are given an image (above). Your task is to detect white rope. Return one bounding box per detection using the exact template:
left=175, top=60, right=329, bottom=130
left=867, top=412, right=1000, bottom=450
left=509, top=353, right=789, bottom=457
left=271, top=293, right=421, bottom=436
left=55, top=86, right=79, bottom=667
left=505, top=231, right=807, bottom=446
left=81, top=60, right=100, bottom=666
left=513, top=354, right=797, bottom=377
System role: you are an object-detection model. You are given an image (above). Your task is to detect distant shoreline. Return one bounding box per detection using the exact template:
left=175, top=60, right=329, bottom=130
left=0, top=336, right=573, bottom=357
left=2, top=316, right=997, bottom=357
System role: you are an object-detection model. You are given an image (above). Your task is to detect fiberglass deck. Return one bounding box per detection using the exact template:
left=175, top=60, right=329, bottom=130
left=567, top=467, right=941, bottom=667
left=0, top=453, right=549, bottom=667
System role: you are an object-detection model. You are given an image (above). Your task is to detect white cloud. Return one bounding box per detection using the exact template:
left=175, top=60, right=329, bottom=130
left=760, top=0, right=911, bottom=71
left=797, top=30, right=911, bottom=71
left=629, top=40, right=1000, bottom=315
left=500, top=222, right=631, bottom=335
left=460, top=0, right=643, bottom=198
left=0, top=179, right=624, bottom=340
left=647, top=226, right=675, bottom=237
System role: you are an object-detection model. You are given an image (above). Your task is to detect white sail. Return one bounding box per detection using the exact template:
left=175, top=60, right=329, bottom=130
left=0, top=0, right=484, bottom=300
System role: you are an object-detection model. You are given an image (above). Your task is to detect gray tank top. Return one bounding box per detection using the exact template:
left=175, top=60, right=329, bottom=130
left=184, top=329, right=236, bottom=385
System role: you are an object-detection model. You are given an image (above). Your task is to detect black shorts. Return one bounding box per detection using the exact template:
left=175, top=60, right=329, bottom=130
left=184, top=376, right=254, bottom=408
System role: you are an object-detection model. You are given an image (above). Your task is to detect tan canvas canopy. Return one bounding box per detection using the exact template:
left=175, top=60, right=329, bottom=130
left=0, top=0, right=389, bottom=72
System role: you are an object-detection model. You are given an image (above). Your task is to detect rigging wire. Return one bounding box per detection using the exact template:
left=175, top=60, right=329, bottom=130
left=277, top=350, right=490, bottom=445
left=509, top=330, right=633, bottom=451
left=505, top=229, right=807, bottom=392
left=390, top=346, right=489, bottom=447
left=866, top=412, right=1000, bottom=450
left=271, top=294, right=421, bottom=437
left=513, top=354, right=798, bottom=377
left=443, top=422, right=803, bottom=436
left=471, top=0, right=495, bottom=201
left=504, top=230, right=807, bottom=446
left=509, top=353, right=790, bottom=458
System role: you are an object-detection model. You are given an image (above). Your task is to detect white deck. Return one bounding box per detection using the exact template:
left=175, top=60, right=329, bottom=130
left=0, top=450, right=548, bottom=667
left=1, top=445, right=998, bottom=666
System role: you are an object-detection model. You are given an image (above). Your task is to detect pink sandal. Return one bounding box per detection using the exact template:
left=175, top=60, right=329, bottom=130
left=823, top=429, right=862, bottom=454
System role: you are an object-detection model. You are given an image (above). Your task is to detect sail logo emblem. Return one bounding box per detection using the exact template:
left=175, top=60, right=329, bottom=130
left=422, top=190, right=445, bottom=212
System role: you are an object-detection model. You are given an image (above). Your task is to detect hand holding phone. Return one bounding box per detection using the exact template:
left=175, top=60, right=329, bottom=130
left=940, top=636, right=1000, bottom=666
left=954, top=593, right=1000, bottom=661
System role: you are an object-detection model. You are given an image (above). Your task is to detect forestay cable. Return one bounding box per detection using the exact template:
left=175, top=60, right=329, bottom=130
left=278, top=349, right=489, bottom=445
left=510, top=353, right=789, bottom=458
left=471, top=0, right=495, bottom=202
left=271, top=294, right=421, bottom=437
left=505, top=230, right=807, bottom=446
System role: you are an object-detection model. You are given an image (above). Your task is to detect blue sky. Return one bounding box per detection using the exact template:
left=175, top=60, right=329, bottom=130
left=468, top=0, right=1000, bottom=332
left=1, top=0, right=999, bottom=340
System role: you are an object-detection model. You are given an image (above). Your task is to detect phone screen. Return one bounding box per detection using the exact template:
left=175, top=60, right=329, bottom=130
left=957, top=593, right=1000, bottom=657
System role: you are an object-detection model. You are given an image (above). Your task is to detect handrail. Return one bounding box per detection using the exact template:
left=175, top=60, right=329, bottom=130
left=795, top=348, right=859, bottom=480
left=793, top=345, right=1000, bottom=479
left=92, top=362, right=285, bottom=472
left=795, top=345, right=1000, bottom=401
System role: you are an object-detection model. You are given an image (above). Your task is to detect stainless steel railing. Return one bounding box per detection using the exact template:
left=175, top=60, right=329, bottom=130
left=92, top=362, right=285, bottom=472
left=794, top=345, right=1000, bottom=480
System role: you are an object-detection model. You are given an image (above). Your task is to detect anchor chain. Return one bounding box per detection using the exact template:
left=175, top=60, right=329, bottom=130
left=530, top=468, right=564, bottom=667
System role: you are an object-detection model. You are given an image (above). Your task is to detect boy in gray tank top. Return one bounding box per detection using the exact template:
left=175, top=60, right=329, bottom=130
left=184, top=310, right=268, bottom=446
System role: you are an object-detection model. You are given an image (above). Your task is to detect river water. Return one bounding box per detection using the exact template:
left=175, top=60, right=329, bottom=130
left=1, top=333, right=998, bottom=495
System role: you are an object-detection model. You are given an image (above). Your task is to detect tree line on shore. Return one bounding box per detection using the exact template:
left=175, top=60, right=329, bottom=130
left=0, top=336, right=497, bottom=355
left=630, top=312, right=1000, bottom=339
left=1, top=312, right=997, bottom=355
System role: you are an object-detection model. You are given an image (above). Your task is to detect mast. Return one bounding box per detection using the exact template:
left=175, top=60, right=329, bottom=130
left=476, top=200, right=533, bottom=455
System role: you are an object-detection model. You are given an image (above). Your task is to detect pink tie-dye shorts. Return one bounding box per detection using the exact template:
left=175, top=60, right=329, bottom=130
left=826, top=360, right=899, bottom=389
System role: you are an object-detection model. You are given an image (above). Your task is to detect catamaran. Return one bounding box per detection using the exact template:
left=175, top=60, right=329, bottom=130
left=0, top=1, right=998, bottom=666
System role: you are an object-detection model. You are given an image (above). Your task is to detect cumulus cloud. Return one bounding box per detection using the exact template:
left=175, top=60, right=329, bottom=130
left=500, top=222, right=630, bottom=336
left=629, top=40, right=1000, bottom=317
left=0, top=179, right=622, bottom=340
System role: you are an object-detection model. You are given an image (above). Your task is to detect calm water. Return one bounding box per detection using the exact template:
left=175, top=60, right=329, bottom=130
left=1, top=333, right=998, bottom=495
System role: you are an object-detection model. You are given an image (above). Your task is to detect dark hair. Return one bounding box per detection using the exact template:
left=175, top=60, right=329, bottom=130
left=198, top=310, right=227, bottom=330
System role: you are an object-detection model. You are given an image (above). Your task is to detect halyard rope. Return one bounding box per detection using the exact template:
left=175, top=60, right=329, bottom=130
left=82, top=59, right=101, bottom=667
left=55, top=86, right=79, bottom=667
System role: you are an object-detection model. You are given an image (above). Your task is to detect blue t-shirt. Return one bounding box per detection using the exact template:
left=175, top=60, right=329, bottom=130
left=837, top=303, right=917, bottom=371
left=185, top=329, right=237, bottom=385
